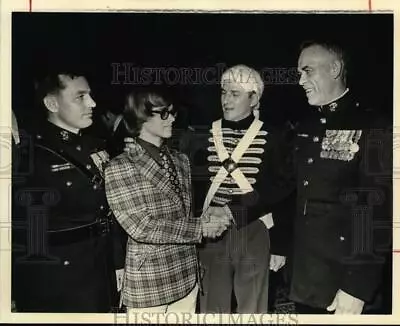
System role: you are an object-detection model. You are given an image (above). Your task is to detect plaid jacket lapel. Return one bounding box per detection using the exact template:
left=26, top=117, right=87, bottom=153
left=127, top=141, right=184, bottom=207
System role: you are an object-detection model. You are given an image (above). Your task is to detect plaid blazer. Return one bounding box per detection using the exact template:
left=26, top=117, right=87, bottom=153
left=105, top=140, right=202, bottom=308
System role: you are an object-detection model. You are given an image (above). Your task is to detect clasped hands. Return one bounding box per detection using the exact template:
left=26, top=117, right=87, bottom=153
left=201, top=205, right=233, bottom=238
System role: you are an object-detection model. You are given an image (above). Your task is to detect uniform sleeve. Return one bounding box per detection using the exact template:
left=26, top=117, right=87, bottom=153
left=340, top=125, right=392, bottom=302
left=110, top=216, right=127, bottom=269
left=190, top=128, right=214, bottom=218
left=227, top=128, right=297, bottom=232
left=105, top=158, right=202, bottom=245
left=268, top=190, right=297, bottom=256
left=268, top=127, right=298, bottom=256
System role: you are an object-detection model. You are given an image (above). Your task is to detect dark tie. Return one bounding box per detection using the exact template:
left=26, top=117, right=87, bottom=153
left=159, top=146, right=183, bottom=197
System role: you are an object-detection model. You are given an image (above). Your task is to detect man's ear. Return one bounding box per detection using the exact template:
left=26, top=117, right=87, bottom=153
left=249, top=91, right=260, bottom=108
left=330, top=60, right=343, bottom=80
left=43, top=95, right=58, bottom=113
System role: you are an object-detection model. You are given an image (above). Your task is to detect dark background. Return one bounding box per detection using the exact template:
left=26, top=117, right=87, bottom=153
left=12, top=12, right=393, bottom=134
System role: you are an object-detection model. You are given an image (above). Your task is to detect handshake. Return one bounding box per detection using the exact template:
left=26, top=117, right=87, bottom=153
left=200, top=205, right=233, bottom=239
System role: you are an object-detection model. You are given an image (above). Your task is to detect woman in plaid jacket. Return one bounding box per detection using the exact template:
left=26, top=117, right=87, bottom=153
left=105, top=88, right=229, bottom=313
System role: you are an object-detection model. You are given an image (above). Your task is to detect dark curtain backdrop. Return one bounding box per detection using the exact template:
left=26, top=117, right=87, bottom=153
left=12, top=13, right=393, bottom=133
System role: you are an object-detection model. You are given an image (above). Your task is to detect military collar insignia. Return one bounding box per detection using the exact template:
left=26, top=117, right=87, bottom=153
left=60, top=130, right=70, bottom=141
left=320, top=88, right=350, bottom=114
left=58, top=129, right=82, bottom=142
left=328, top=102, right=338, bottom=112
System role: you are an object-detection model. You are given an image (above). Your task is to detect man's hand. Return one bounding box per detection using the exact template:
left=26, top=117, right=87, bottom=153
left=201, top=206, right=232, bottom=238
left=115, top=268, right=124, bottom=292
left=269, top=254, right=286, bottom=272
left=326, top=289, right=365, bottom=314
left=259, top=212, right=274, bottom=229
left=124, top=137, right=135, bottom=152
left=208, top=206, right=232, bottom=223
left=201, top=215, right=229, bottom=238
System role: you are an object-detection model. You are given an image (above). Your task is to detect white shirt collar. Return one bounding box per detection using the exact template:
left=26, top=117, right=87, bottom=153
left=329, top=88, right=349, bottom=104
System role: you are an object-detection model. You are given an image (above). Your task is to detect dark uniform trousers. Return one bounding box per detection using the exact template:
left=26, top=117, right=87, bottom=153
left=14, top=235, right=117, bottom=312
left=198, top=219, right=270, bottom=313
left=12, top=121, right=124, bottom=312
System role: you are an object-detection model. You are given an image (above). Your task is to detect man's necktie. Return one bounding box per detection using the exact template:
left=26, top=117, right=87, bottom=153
left=159, top=146, right=183, bottom=197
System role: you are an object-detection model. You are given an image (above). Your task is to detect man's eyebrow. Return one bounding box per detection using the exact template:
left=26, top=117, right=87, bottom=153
left=75, top=89, right=91, bottom=95
left=299, top=65, right=311, bottom=71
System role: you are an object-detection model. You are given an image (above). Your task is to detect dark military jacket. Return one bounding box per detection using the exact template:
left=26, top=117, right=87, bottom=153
left=12, top=121, right=124, bottom=312
left=289, top=92, right=392, bottom=309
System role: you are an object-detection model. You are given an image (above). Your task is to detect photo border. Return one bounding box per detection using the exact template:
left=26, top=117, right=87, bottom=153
left=1, top=0, right=398, bottom=324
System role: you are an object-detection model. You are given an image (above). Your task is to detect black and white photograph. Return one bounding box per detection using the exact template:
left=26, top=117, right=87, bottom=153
left=2, top=1, right=396, bottom=323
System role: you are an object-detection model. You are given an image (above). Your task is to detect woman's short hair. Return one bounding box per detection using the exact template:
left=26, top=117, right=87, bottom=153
left=123, top=88, right=172, bottom=136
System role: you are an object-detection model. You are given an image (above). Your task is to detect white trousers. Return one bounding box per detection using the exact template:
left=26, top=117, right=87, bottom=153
left=127, top=284, right=198, bottom=314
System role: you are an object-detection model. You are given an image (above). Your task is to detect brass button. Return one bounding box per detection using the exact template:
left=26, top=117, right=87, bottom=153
left=313, top=136, right=319, bottom=142
left=303, top=180, right=309, bottom=186
left=307, top=158, right=314, bottom=164
left=76, top=145, right=82, bottom=151
left=320, top=118, right=326, bottom=124
left=63, top=260, right=70, bottom=266
left=66, top=181, right=72, bottom=187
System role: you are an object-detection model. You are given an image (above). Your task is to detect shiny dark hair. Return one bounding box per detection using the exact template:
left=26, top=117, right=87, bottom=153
left=35, top=65, right=88, bottom=99
left=34, top=68, right=88, bottom=118
left=123, top=88, right=172, bottom=136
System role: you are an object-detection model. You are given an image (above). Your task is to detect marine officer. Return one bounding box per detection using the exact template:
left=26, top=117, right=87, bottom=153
left=12, top=69, right=125, bottom=312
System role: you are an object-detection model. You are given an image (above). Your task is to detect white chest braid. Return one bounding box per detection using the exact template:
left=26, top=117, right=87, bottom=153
left=202, top=118, right=263, bottom=212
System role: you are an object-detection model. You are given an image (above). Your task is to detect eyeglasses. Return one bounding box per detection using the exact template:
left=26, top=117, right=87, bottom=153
left=151, top=105, right=178, bottom=120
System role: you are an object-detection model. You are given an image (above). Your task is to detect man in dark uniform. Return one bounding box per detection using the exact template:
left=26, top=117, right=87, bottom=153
left=290, top=40, right=392, bottom=314
left=12, top=70, right=125, bottom=312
